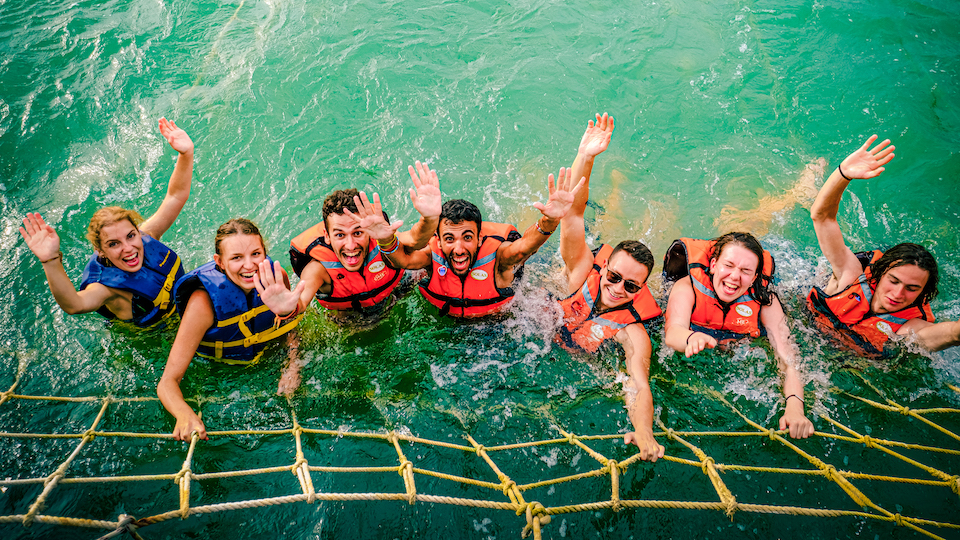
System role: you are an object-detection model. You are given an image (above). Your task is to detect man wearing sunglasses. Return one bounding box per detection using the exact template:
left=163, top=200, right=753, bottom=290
left=554, top=113, right=665, bottom=463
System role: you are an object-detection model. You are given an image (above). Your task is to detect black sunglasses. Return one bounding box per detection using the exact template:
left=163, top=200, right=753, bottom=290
left=605, top=270, right=642, bottom=294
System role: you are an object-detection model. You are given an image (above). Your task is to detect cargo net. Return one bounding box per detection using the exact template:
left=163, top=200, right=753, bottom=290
left=1, top=370, right=958, bottom=540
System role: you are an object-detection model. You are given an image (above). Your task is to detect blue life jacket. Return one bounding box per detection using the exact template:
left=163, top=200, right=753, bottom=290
left=173, top=259, right=302, bottom=365
left=79, top=235, right=183, bottom=327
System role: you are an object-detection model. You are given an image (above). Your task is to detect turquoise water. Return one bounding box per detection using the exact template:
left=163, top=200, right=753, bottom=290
left=2, top=0, right=959, bottom=537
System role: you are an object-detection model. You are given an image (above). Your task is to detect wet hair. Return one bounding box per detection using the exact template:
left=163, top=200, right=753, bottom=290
left=708, top=231, right=772, bottom=306
left=86, top=206, right=143, bottom=251
left=439, top=199, right=482, bottom=234
left=869, top=243, right=939, bottom=304
left=609, top=240, right=655, bottom=281
left=322, top=189, right=360, bottom=227
left=214, top=218, right=266, bottom=257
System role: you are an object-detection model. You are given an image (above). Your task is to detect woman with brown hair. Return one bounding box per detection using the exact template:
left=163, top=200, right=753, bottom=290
left=157, top=218, right=305, bottom=441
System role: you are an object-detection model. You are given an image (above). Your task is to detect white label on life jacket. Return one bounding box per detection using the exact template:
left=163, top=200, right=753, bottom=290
left=591, top=325, right=605, bottom=341
left=876, top=321, right=894, bottom=336
left=470, top=269, right=488, bottom=281
left=368, top=261, right=386, bottom=273
left=735, top=305, right=753, bottom=317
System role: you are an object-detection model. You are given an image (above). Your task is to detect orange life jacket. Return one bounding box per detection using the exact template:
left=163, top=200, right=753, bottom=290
left=557, top=244, right=662, bottom=353
left=419, top=222, right=521, bottom=318
left=663, top=238, right=774, bottom=341
left=806, top=250, right=935, bottom=357
left=289, top=222, right=402, bottom=311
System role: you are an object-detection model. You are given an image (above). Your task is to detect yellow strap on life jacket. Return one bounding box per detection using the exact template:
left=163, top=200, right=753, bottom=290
left=152, top=255, right=182, bottom=312
left=198, top=312, right=304, bottom=364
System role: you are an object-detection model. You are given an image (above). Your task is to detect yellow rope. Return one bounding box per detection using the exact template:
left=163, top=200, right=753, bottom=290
left=2, top=375, right=958, bottom=538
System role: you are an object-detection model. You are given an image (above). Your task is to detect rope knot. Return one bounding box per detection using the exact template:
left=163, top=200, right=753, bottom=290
left=823, top=465, right=838, bottom=481
left=860, top=435, right=876, bottom=448
left=292, top=457, right=307, bottom=472
left=950, top=476, right=960, bottom=495
left=501, top=480, right=517, bottom=496
left=896, top=405, right=911, bottom=415
left=474, top=445, right=487, bottom=455
left=665, top=428, right=676, bottom=441
left=398, top=459, right=413, bottom=477
left=700, top=457, right=716, bottom=474
left=83, top=430, right=96, bottom=443
left=521, top=502, right=551, bottom=538
left=893, top=513, right=904, bottom=526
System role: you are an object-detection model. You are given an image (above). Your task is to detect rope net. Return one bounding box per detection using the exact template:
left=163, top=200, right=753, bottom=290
left=1, top=371, right=958, bottom=540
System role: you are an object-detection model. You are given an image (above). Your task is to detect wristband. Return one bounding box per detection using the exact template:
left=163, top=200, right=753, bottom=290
left=274, top=301, right=303, bottom=328
left=786, top=394, right=803, bottom=404
left=837, top=164, right=853, bottom=181
left=535, top=219, right=555, bottom=236
left=379, top=236, right=401, bottom=255
left=40, top=251, right=63, bottom=264
left=377, top=234, right=398, bottom=248
left=686, top=331, right=696, bottom=345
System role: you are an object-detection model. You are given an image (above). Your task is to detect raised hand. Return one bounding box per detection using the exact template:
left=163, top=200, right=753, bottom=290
left=254, top=260, right=304, bottom=316
left=408, top=161, right=442, bottom=220
left=533, top=167, right=586, bottom=221
left=158, top=117, right=194, bottom=156
left=839, top=134, right=894, bottom=180
left=343, top=191, right=403, bottom=242
left=578, top=112, right=614, bottom=158
left=19, top=213, right=62, bottom=262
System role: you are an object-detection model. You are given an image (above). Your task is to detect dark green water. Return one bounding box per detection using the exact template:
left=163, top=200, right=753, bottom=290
left=1, top=0, right=959, bottom=538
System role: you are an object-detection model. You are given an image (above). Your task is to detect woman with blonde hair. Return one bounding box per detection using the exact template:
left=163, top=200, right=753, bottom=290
left=19, top=118, right=194, bottom=327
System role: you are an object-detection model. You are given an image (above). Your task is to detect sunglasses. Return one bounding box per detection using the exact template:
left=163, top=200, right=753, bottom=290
left=605, top=270, right=642, bottom=294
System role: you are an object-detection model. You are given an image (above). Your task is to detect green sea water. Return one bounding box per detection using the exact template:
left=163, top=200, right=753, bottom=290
left=1, top=0, right=959, bottom=538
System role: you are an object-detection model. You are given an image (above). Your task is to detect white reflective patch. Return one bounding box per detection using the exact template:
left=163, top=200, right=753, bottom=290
left=470, top=269, right=488, bottom=281
left=368, top=261, right=386, bottom=273
left=735, top=305, right=754, bottom=317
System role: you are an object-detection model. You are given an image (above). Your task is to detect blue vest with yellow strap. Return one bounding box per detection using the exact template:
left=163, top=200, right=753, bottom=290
left=173, top=259, right=303, bottom=365
left=79, top=235, right=183, bottom=327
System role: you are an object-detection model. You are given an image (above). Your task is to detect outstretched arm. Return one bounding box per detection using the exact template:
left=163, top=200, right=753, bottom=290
left=663, top=277, right=718, bottom=357
left=618, top=323, right=665, bottom=462
left=157, top=289, right=213, bottom=442
left=810, top=135, right=895, bottom=293
left=568, top=112, right=614, bottom=216
left=140, top=118, right=195, bottom=240
left=900, top=318, right=960, bottom=352
left=344, top=191, right=432, bottom=270
left=496, top=169, right=585, bottom=271
left=19, top=213, right=116, bottom=314
left=396, top=161, right=442, bottom=250
left=761, top=296, right=814, bottom=439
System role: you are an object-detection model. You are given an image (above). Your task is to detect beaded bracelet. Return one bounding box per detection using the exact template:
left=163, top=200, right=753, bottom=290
left=535, top=219, right=555, bottom=236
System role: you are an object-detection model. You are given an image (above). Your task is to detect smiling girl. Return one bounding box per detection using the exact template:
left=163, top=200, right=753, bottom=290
left=19, top=118, right=194, bottom=328
left=158, top=218, right=305, bottom=441
left=663, top=232, right=814, bottom=439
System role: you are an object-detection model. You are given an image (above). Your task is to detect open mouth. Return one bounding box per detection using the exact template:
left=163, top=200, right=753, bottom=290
left=341, top=248, right=363, bottom=267
left=719, top=280, right=740, bottom=297
left=238, top=270, right=257, bottom=282
left=121, top=252, right=140, bottom=269
left=450, top=253, right=471, bottom=271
